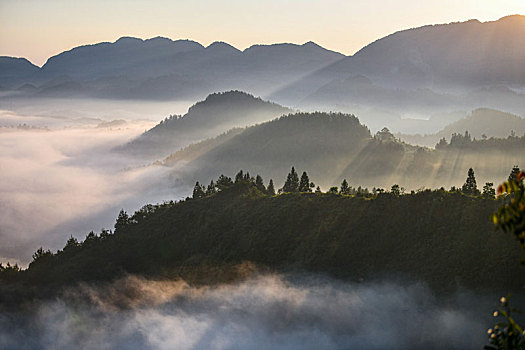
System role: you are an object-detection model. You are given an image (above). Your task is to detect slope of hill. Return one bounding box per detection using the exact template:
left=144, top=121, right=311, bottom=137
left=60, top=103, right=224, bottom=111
left=0, top=57, right=39, bottom=89
left=271, top=15, right=525, bottom=106
left=2, top=37, right=344, bottom=100
left=2, top=180, right=523, bottom=306
left=121, top=91, right=291, bottom=158
left=399, top=108, right=525, bottom=146
left=163, top=111, right=525, bottom=190
left=176, top=112, right=372, bottom=188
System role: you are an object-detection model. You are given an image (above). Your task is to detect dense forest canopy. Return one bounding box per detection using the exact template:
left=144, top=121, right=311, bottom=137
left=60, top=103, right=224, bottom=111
left=2, top=168, right=523, bottom=308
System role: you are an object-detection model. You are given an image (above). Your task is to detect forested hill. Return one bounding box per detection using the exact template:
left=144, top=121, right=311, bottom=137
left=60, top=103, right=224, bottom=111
left=2, top=176, right=523, bottom=306
left=120, top=91, right=290, bottom=158
left=171, top=111, right=372, bottom=189
left=165, top=111, right=525, bottom=190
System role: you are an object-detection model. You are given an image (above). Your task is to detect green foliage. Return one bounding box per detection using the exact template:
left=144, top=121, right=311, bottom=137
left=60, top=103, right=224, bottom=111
left=216, top=174, right=234, bottom=191
left=255, top=175, right=266, bottom=193
left=491, top=171, right=525, bottom=253
left=483, top=182, right=496, bottom=198
left=485, top=296, right=525, bottom=350
left=391, top=184, right=401, bottom=196
left=509, top=166, right=521, bottom=182
left=328, top=186, right=338, bottom=194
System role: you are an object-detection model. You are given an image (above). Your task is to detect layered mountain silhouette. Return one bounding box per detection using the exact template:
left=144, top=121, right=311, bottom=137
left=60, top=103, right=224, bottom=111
left=0, top=37, right=343, bottom=100
left=271, top=15, right=525, bottom=105
left=164, top=111, right=525, bottom=190
left=0, top=57, right=39, bottom=89
left=399, top=108, right=525, bottom=146
left=120, top=91, right=290, bottom=158
left=2, top=15, right=524, bottom=110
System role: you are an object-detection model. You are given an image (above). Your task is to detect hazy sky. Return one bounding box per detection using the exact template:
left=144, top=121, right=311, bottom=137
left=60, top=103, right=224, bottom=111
left=1, top=0, right=524, bottom=66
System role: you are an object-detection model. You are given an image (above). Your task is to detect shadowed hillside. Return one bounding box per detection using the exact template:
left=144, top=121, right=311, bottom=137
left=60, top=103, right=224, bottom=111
left=120, top=91, right=290, bottom=158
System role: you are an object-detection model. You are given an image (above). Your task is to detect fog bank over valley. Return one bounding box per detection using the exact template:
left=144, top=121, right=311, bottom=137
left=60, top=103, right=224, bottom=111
left=0, top=273, right=501, bottom=350
left=0, top=104, right=191, bottom=266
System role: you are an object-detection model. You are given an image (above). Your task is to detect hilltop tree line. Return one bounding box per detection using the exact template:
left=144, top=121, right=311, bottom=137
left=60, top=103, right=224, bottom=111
left=190, top=165, right=519, bottom=200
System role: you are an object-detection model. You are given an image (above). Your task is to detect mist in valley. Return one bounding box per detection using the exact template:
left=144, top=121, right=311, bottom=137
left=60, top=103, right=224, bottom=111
left=0, top=100, right=194, bottom=266
left=0, top=273, right=500, bottom=350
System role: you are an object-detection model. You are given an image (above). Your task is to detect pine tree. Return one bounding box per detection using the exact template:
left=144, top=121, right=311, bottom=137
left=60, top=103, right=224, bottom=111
left=462, top=168, right=479, bottom=195
left=216, top=174, right=233, bottom=191
left=509, top=165, right=521, bottom=182
left=315, top=186, right=321, bottom=193
left=282, top=167, right=299, bottom=192
left=340, top=179, right=350, bottom=195
left=482, top=182, right=495, bottom=198
left=206, top=180, right=217, bottom=196
left=193, top=181, right=205, bottom=199
left=235, top=170, right=244, bottom=184
left=114, top=209, right=130, bottom=233
left=255, top=175, right=266, bottom=192
left=391, top=184, right=400, bottom=196
left=299, top=171, right=311, bottom=192
left=267, top=179, right=275, bottom=195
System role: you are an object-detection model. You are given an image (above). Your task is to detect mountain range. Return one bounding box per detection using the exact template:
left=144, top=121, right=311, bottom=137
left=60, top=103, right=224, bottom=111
left=1, top=15, right=524, bottom=118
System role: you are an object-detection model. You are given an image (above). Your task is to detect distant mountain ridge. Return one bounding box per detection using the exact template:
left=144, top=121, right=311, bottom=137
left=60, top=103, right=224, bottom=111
left=270, top=15, right=525, bottom=105
left=121, top=90, right=291, bottom=158
left=0, top=37, right=344, bottom=100
left=1, top=15, right=524, bottom=125
left=165, top=111, right=525, bottom=190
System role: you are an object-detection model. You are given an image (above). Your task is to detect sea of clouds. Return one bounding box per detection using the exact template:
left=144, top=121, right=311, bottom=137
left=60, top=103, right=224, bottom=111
left=0, top=273, right=495, bottom=350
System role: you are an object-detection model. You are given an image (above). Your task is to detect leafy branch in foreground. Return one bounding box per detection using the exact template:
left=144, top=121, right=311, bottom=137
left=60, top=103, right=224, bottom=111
left=485, top=296, right=525, bottom=350
left=486, top=169, right=525, bottom=349
left=491, top=171, right=525, bottom=256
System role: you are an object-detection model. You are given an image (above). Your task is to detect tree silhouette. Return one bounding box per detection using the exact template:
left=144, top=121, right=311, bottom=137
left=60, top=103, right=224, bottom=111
left=462, top=168, right=480, bottom=195
left=482, top=182, right=495, bottom=198
left=299, top=171, right=311, bottom=192
left=391, top=184, right=401, bottom=196
left=193, top=181, right=205, bottom=199
left=255, top=175, right=266, bottom=193
left=509, top=165, right=521, bottom=182
left=114, top=209, right=130, bottom=233
left=282, top=167, right=299, bottom=192
left=267, top=179, right=275, bottom=195
left=216, top=175, right=233, bottom=191
left=206, top=180, right=217, bottom=196
left=340, top=179, right=350, bottom=195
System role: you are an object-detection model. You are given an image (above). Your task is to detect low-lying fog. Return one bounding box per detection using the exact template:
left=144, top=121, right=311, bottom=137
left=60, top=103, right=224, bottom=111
left=0, top=99, right=194, bottom=266
left=0, top=273, right=499, bottom=350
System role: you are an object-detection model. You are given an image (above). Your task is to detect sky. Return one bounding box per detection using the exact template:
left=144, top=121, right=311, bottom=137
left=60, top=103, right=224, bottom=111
left=1, top=0, right=524, bottom=67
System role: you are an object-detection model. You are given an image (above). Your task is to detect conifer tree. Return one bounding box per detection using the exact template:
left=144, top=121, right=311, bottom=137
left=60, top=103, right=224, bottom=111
left=114, top=209, right=130, bottom=233
left=340, top=179, right=350, bottom=195
left=193, top=181, right=205, bottom=199
left=391, top=184, right=400, bottom=196
left=216, top=175, right=233, bottom=191
left=462, top=168, right=479, bottom=195
left=282, top=167, right=299, bottom=192
left=299, top=171, right=311, bottom=192
left=267, top=179, right=275, bottom=195
left=206, top=180, right=217, bottom=196
left=235, top=170, right=244, bottom=184
left=255, top=175, right=266, bottom=192
left=482, top=182, right=495, bottom=198
left=509, top=165, right=521, bottom=182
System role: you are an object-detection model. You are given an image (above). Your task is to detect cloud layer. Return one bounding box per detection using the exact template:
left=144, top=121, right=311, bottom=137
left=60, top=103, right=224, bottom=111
left=0, top=274, right=492, bottom=350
